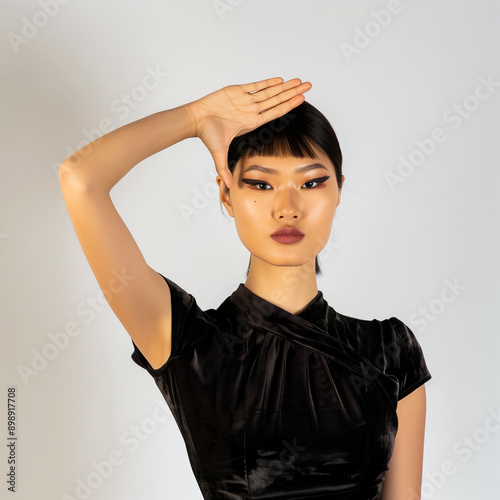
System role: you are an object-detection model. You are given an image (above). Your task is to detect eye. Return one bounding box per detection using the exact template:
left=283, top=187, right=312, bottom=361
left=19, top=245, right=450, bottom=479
left=242, top=179, right=272, bottom=190
left=302, top=175, right=330, bottom=189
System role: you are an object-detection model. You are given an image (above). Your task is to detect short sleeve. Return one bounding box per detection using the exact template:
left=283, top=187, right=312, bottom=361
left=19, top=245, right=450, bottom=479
left=385, top=317, right=432, bottom=400
left=131, top=273, right=206, bottom=377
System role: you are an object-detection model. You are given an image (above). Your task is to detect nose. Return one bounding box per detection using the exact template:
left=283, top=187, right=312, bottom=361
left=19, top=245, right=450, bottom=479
left=273, top=185, right=302, bottom=221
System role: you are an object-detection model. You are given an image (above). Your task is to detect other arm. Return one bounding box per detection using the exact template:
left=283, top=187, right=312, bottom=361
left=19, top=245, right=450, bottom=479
left=381, top=385, right=427, bottom=500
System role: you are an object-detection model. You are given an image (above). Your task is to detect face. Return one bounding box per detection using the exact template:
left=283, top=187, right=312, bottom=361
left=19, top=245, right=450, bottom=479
left=217, top=145, right=344, bottom=270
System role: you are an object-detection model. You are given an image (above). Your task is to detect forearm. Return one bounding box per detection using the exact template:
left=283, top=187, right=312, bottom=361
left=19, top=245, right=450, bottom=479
left=59, top=104, right=197, bottom=193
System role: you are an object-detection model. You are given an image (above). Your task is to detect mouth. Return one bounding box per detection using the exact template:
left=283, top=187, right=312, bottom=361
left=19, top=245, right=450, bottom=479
left=271, top=226, right=305, bottom=244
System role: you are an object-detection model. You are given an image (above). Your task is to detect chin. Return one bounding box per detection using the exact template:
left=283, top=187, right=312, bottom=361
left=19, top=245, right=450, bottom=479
left=254, top=254, right=315, bottom=269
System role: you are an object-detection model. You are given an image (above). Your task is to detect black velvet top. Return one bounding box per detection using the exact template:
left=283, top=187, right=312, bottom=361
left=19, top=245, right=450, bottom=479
left=132, top=274, right=431, bottom=500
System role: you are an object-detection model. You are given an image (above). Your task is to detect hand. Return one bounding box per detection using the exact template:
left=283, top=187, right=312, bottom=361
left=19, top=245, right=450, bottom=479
left=185, top=77, right=312, bottom=188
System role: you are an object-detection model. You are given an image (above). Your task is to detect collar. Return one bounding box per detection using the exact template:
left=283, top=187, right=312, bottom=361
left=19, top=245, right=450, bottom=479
left=227, top=284, right=330, bottom=333
left=218, top=283, right=367, bottom=426
left=218, top=284, right=365, bottom=375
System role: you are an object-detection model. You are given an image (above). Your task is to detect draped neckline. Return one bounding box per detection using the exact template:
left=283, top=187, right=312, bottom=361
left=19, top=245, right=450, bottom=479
left=218, top=283, right=366, bottom=379
left=219, top=283, right=368, bottom=426
left=230, top=283, right=330, bottom=332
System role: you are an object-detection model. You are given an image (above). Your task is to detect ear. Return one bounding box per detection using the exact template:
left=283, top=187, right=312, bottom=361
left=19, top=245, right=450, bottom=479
left=336, top=175, right=345, bottom=207
left=216, top=175, right=234, bottom=217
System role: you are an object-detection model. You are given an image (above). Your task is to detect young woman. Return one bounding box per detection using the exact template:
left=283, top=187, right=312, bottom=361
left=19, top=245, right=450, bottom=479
left=59, top=77, right=431, bottom=500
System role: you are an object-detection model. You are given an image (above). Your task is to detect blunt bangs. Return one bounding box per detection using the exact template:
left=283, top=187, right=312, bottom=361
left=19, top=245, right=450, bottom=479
left=227, top=101, right=343, bottom=189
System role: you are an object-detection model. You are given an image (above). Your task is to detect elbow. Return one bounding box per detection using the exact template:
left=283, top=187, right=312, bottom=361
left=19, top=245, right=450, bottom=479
left=58, top=160, right=72, bottom=186
left=59, top=153, right=82, bottom=183
left=58, top=159, right=95, bottom=196
left=58, top=147, right=113, bottom=195
left=58, top=160, right=82, bottom=192
left=59, top=149, right=87, bottom=176
left=58, top=154, right=101, bottom=194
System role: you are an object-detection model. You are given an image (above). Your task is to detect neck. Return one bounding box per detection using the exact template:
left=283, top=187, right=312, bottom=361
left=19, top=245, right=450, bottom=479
left=244, top=256, right=319, bottom=315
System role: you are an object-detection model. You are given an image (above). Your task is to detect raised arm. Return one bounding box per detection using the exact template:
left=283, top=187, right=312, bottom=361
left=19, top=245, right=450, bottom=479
left=59, top=105, right=196, bottom=369
left=59, top=77, right=311, bottom=369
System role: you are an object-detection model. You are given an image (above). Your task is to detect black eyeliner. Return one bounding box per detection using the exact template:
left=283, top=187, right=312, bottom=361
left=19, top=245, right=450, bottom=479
left=306, top=175, right=330, bottom=184
left=242, top=179, right=267, bottom=185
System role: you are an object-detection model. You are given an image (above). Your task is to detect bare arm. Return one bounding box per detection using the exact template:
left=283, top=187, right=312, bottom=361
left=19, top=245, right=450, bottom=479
left=59, top=106, right=196, bottom=368
left=381, top=385, right=427, bottom=500
left=60, top=106, right=196, bottom=192
left=59, top=77, right=312, bottom=369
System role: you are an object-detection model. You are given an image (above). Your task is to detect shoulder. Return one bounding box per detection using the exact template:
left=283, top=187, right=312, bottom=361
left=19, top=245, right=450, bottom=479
left=162, top=274, right=229, bottom=323
left=330, top=309, right=431, bottom=396
left=331, top=313, right=430, bottom=378
left=132, top=275, right=232, bottom=375
left=329, top=308, right=387, bottom=349
left=331, top=309, right=415, bottom=348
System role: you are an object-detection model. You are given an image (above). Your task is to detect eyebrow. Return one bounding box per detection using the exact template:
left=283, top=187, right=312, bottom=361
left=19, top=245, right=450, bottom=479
left=241, top=163, right=329, bottom=175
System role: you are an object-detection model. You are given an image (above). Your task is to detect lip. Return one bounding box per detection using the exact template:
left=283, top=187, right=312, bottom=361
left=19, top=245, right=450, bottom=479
left=271, top=226, right=304, bottom=244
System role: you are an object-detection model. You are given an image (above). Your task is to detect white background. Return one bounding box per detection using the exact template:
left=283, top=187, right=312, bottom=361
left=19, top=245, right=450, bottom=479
left=1, top=1, right=499, bottom=499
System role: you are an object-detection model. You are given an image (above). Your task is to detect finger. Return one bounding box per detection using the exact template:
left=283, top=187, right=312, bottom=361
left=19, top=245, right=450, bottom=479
left=252, top=78, right=304, bottom=102
left=256, top=82, right=312, bottom=114
left=258, top=94, right=306, bottom=123
left=240, top=77, right=284, bottom=94
left=222, top=168, right=233, bottom=189
left=212, top=150, right=233, bottom=189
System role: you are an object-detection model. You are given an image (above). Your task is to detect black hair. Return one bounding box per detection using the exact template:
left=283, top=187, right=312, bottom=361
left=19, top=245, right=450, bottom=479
left=228, top=100, right=343, bottom=188
left=226, top=100, right=343, bottom=275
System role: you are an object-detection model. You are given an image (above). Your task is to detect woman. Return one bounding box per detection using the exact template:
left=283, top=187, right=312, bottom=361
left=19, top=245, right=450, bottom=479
left=59, top=77, right=431, bottom=499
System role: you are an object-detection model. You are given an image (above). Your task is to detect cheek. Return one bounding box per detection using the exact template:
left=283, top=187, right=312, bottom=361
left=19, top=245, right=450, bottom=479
left=238, top=198, right=257, bottom=216
left=308, top=197, right=337, bottom=226
left=231, top=198, right=262, bottom=235
left=235, top=196, right=268, bottom=218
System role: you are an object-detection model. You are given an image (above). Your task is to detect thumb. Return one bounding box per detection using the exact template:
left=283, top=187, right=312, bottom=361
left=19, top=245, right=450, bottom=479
left=212, top=149, right=233, bottom=189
